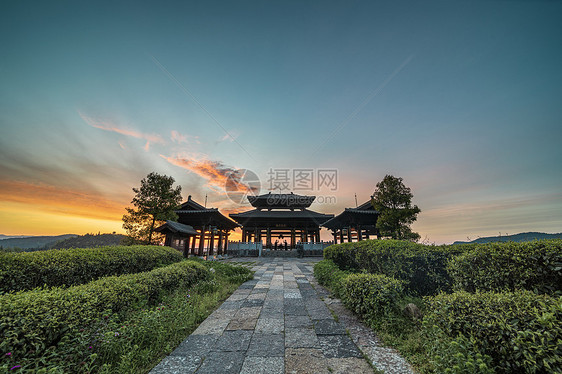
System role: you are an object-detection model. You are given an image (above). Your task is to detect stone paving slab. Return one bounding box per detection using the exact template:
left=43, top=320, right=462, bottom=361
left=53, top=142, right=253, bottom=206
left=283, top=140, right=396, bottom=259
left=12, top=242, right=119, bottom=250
left=196, top=351, right=245, bottom=374
left=149, top=258, right=386, bottom=374
left=247, top=333, right=284, bottom=357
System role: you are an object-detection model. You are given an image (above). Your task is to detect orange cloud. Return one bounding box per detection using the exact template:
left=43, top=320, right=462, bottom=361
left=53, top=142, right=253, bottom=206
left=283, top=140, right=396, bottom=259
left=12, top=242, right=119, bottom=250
left=161, top=155, right=258, bottom=196
left=80, top=112, right=165, bottom=147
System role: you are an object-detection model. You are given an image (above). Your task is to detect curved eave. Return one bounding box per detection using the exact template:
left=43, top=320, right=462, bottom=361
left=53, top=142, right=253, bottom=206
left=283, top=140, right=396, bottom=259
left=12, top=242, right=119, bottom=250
left=321, top=209, right=379, bottom=230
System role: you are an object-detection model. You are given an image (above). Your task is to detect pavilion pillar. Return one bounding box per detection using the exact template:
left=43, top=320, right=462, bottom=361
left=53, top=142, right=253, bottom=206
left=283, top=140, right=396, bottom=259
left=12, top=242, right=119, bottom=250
left=254, top=228, right=259, bottom=243
left=339, top=230, right=344, bottom=243
left=241, top=229, right=246, bottom=243
left=198, top=226, right=206, bottom=256
left=190, top=235, right=197, bottom=255
left=333, top=231, right=338, bottom=244
left=291, top=229, right=295, bottom=249
left=224, top=233, right=229, bottom=253
left=357, top=226, right=363, bottom=241
left=266, top=227, right=272, bottom=249
left=347, top=228, right=352, bottom=243
left=217, top=231, right=223, bottom=255
left=365, top=231, right=370, bottom=240
left=315, top=230, right=320, bottom=242
left=209, top=229, right=215, bottom=256
left=183, top=237, right=189, bottom=258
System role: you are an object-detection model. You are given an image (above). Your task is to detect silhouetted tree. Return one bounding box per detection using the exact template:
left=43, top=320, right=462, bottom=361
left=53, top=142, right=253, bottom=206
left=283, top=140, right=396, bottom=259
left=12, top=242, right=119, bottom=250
left=371, top=175, right=421, bottom=241
left=122, top=172, right=182, bottom=244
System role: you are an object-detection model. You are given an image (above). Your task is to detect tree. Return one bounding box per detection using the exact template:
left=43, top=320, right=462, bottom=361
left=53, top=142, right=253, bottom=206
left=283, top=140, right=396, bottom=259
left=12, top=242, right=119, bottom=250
left=122, top=172, right=183, bottom=244
left=371, top=175, right=421, bottom=241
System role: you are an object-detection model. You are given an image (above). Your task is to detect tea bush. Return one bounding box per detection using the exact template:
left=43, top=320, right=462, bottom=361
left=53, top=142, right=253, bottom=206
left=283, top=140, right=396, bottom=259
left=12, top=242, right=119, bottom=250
left=423, top=325, right=494, bottom=374
left=325, top=239, right=466, bottom=295
left=0, top=260, right=208, bottom=366
left=0, top=245, right=183, bottom=293
left=313, top=259, right=352, bottom=298
left=342, top=273, right=404, bottom=324
left=448, top=240, right=562, bottom=295
left=424, top=290, right=562, bottom=373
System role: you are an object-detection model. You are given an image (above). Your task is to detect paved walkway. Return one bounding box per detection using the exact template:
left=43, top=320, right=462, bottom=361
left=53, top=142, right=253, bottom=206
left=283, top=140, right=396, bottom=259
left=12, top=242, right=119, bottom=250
left=150, top=258, right=411, bottom=374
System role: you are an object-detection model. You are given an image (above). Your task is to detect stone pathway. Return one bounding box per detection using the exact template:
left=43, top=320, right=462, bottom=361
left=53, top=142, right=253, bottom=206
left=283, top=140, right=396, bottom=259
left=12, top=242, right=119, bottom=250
left=151, top=258, right=413, bottom=374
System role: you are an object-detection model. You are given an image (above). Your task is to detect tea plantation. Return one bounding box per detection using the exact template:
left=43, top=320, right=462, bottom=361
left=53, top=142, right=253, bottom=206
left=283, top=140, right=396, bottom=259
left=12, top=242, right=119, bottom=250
left=315, top=239, right=562, bottom=373
left=0, top=246, right=253, bottom=373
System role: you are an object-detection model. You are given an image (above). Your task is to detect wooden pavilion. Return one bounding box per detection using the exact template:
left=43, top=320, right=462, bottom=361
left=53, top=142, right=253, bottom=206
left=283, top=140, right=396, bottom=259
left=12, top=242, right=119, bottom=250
left=321, top=200, right=380, bottom=243
left=229, top=192, right=333, bottom=249
left=156, top=195, right=240, bottom=256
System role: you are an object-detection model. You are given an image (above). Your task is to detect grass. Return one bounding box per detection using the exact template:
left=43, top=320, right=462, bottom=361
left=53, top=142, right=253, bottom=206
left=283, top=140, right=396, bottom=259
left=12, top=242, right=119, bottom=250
left=90, top=260, right=253, bottom=373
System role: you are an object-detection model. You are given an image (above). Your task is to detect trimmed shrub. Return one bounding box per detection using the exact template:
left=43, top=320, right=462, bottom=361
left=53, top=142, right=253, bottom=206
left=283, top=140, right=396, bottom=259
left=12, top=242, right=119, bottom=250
left=0, top=245, right=183, bottom=293
left=313, top=259, right=352, bottom=298
left=0, top=260, right=208, bottom=365
left=448, top=239, right=562, bottom=295
left=323, top=242, right=361, bottom=270
left=424, top=290, right=562, bottom=373
left=342, top=273, right=404, bottom=323
left=423, top=325, right=494, bottom=374
left=325, top=239, right=466, bottom=295
left=314, top=260, right=404, bottom=327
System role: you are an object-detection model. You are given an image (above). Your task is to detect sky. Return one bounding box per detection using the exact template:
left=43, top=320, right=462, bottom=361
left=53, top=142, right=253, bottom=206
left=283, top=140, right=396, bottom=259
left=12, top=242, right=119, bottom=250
left=1, top=0, right=561, bottom=244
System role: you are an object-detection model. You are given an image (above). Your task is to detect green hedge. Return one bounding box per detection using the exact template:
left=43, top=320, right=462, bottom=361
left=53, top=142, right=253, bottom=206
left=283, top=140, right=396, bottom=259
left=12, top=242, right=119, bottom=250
left=0, top=260, right=208, bottom=364
left=0, top=245, right=183, bottom=293
left=342, top=273, right=404, bottom=322
left=313, top=260, right=404, bottom=324
left=448, top=240, right=562, bottom=295
left=424, top=290, right=562, bottom=373
left=324, top=240, right=466, bottom=295
left=313, top=259, right=352, bottom=298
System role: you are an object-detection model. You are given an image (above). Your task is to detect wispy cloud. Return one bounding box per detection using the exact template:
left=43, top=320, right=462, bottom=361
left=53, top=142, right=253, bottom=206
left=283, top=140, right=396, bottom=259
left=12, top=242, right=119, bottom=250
left=216, top=130, right=240, bottom=143
left=161, top=154, right=258, bottom=196
left=79, top=111, right=165, bottom=149
left=171, top=130, right=199, bottom=144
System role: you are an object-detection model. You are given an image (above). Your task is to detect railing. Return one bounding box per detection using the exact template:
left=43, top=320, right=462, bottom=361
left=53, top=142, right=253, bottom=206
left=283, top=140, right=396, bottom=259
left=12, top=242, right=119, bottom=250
left=226, top=241, right=333, bottom=257
left=226, top=242, right=263, bottom=257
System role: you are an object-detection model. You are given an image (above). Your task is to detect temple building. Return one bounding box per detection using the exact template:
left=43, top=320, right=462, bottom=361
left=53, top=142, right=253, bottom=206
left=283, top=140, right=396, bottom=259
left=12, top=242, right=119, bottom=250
left=229, top=192, right=334, bottom=249
left=155, top=195, right=240, bottom=257
left=321, top=200, right=379, bottom=243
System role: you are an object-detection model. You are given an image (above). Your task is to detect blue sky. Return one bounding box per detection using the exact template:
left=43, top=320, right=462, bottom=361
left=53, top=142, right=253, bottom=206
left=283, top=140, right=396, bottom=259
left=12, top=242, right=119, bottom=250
left=1, top=0, right=561, bottom=243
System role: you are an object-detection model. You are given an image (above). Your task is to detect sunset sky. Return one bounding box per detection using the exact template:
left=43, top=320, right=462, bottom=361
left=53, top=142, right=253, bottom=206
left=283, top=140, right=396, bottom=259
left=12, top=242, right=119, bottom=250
left=1, top=1, right=561, bottom=244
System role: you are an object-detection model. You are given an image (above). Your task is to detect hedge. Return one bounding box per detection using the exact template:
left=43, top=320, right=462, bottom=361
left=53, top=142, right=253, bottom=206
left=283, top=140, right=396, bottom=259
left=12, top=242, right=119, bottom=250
left=324, top=240, right=466, bottom=295
left=313, top=259, right=352, bottom=298
left=0, top=260, right=208, bottom=364
left=342, top=273, right=404, bottom=322
left=313, top=260, right=404, bottom=324
left=0, top=245, right=184, bottom=293
left=448, top=240, right=562, bottom=295
left=424, top=290, right=562, bottom=373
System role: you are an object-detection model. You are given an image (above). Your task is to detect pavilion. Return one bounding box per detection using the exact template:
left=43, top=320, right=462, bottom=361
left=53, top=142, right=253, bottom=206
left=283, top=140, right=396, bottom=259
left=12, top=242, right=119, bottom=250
left=155, top=195, right=240, bottom=256
left=321, top=200, right=380, bottom=243
left=229, top=192, right=334, bottom=249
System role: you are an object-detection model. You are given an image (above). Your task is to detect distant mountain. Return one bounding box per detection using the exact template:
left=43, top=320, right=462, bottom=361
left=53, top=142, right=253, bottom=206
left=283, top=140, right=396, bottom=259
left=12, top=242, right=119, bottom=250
left=0, top=234, right=78, bottom=250
left=0, top=234, right=32, bottom=240
left=453, top=232, right=562, bottom=244
left=50, top=233, right=126, bottom=249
